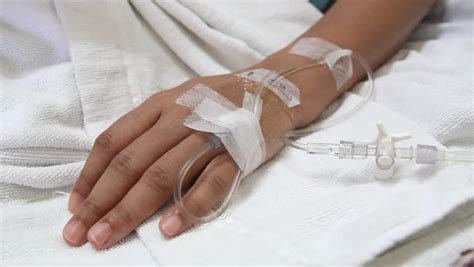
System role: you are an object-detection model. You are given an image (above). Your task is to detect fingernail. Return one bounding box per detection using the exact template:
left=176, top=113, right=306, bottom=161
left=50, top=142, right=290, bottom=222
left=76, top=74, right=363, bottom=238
left=63, top=219, right=87, bottom=246
left=88, top=222, right=112, bottom=246
left=160, top=214, right=183, bottom=237
left=68, top=191, right=84, bottom=213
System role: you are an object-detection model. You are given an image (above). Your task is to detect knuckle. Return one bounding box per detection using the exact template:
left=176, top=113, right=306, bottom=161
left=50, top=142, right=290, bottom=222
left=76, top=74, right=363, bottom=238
left=81, top=198, right=106, bottom=218
left=146, top=91, right=162, bottom=104
left=150, top=92, right=164, bottom=104
left=152, top=90, right=173, bottom=106
left=110, top=151, right=138, bottom=177
left=160, top=109, right=191, bottom=126
left=175, top=106, right=193, bottom=120
left=111, top=205, right=134, bottom=225
left=143, top=165, right=174, bottom=195
left=77, top=171, right=96, bottom=190
left=185, top=197, right=206, bottom=216
left=200, top=175, right=229, bottom=198
left=94, top=131, right=115, bottom=152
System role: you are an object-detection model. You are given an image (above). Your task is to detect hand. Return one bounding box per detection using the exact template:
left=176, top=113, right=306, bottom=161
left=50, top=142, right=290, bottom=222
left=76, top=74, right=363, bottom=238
left=62, top=69, right=304, bottom=249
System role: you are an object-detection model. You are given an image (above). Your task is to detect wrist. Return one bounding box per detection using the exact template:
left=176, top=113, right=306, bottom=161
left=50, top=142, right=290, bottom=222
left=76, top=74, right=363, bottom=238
left=247, top=50, right=341, bottom=129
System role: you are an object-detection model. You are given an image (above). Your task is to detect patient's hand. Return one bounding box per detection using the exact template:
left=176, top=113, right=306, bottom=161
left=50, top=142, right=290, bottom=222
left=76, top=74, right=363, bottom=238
left=62, top=65, right=323, bottom=248
left=62, top=0, right=434, bottom=251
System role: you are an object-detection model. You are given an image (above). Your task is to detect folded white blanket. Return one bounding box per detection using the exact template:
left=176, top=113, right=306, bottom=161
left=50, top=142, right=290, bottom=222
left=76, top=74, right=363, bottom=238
left=1, top=0, right=473, bottom=265
left=0, top=0, right=90, bottom=189
left=368, top=200, right=474, bottom=266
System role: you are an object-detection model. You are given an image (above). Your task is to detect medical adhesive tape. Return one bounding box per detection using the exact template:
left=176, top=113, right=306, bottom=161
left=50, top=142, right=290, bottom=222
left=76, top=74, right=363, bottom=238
left=236, top=69, right=300, bottom=108
left=235, top=38, right=352, bottom=110
left=290, top=37, right=353, bottom=89
left=176, top=83, right=266, bottom=176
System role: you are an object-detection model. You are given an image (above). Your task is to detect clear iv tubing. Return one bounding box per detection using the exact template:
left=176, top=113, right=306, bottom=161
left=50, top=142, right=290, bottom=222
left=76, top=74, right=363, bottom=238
left=283, top=50, right=376, bottom=152
left=174, top=49, right=375, bottom=224
left=286, top=142, right=474, bottom=163
left=174, top=135, right=242, bottom=224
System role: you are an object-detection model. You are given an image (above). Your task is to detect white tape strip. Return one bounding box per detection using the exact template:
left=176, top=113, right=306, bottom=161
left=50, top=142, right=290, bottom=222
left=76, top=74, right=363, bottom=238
left=176, top=83, right=265, bottom=176
left=290, top=37, right=353, bottom=89
left=237, top=69, right=300, bottom=108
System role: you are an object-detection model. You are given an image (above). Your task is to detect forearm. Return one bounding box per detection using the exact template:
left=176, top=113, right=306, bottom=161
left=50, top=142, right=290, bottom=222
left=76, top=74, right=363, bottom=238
left=254, top=0, right=435, bottom=128
left=63, top=1, right=437, bottom=244
left=302, top=0, right=435, bottom=78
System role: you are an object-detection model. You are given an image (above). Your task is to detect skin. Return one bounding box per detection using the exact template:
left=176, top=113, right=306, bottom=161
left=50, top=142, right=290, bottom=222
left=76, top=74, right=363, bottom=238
left=63, top=0, right=435, bottom=249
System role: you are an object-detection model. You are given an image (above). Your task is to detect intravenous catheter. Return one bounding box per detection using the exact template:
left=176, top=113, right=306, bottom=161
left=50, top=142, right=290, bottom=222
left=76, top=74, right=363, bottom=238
left=174, top=47, right=474, bottom=224
left=289, top=121, right=474, bottom=180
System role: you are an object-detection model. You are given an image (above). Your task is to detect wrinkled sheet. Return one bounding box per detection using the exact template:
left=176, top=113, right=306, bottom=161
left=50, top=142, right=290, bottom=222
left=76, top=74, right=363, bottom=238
left=1, top=0, right=473, bottom=265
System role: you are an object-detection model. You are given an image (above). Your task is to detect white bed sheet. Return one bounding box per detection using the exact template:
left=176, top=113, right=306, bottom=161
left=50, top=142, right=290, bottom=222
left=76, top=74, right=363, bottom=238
left=1, top=0, right=473, bottom=265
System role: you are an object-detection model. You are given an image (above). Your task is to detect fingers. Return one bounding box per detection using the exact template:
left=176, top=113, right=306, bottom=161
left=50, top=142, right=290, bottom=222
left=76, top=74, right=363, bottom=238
left=159, top=153, right=239, bottom=238
left=68, top=96, right=162, bottom=213
left=63, top=118, right=191, bottom=247
left=84, top=133, right=222, bottom=249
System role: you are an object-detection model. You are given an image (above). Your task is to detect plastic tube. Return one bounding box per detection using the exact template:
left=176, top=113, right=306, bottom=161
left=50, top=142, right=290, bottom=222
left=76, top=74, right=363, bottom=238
left=286, top=50, right=375, bottom=135
left=174, top=49, right=375, bottom=224
left=415, top=145, right=474, bottom=164
left=255, top=50, right=376, bottom=154
left=174, top=135, right=242, bottom=223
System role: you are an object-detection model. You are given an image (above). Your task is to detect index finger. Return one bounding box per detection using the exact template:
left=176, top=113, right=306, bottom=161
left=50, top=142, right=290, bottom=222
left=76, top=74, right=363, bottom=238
left=69, top=95, right=162, bottom=213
